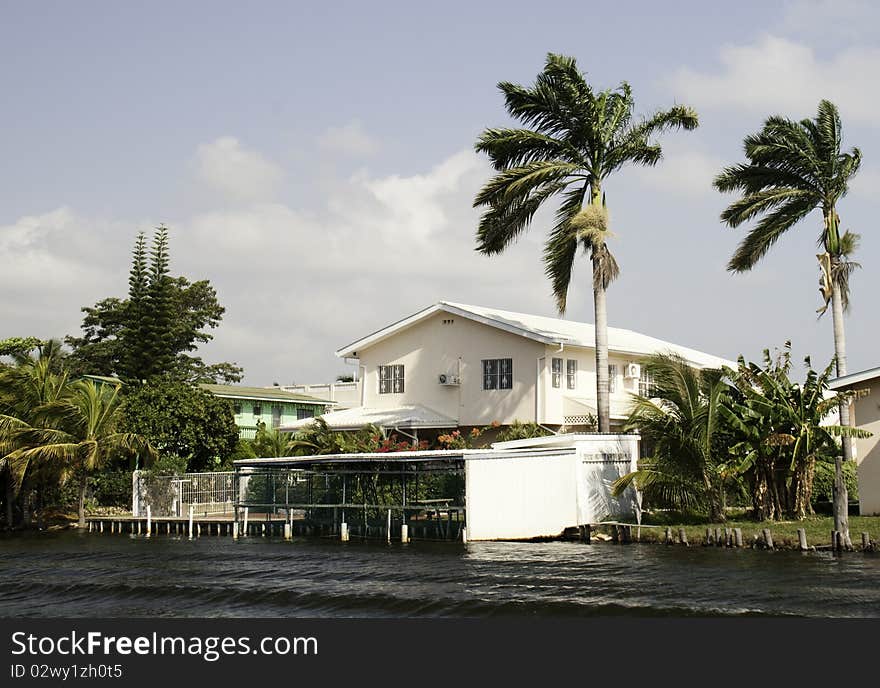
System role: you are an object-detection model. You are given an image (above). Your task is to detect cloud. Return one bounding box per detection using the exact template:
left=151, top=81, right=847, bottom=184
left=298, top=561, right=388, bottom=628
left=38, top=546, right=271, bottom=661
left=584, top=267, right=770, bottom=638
left=317, top=120, right=380, bottom=157
left=631, top=144, right=725, bottom=197
left=665, top=34, right=880, bottom=124
left=194, top=136, right=284, bottom=202
left=0, top=208, right=130, bottom=339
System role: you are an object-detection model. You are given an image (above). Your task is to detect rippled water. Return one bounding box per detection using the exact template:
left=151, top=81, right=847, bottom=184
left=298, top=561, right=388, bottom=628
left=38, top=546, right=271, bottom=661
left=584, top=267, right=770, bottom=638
left=1, top=532, right=878, bottom=618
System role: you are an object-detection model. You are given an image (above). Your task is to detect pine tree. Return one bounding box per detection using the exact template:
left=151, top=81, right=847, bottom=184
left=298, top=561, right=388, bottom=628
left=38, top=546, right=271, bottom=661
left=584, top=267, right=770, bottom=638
left=141, top=225, right=176, bottom=379
left=119, top=232, right=149, bottom=379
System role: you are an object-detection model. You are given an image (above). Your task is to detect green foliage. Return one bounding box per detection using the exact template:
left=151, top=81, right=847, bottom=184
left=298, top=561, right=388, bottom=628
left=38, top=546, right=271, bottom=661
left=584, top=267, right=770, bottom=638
left=474, top=52, right=698, bottom=313
left=722, top=343, right=868, bottom=521
left=121, top=381, right=239, bottom=472
left=66, top=227, right=243, bottom=384
left=0, top=337, right=44, bottom=359
left=614, top=354, right=730, bottom=521
left=251, top=422, right=294, bottom=458
left=497, top=420, right=554, bottom=442
left=143, top=453, right=189, bottom=476
left=812, top=458, right=858, bottom=504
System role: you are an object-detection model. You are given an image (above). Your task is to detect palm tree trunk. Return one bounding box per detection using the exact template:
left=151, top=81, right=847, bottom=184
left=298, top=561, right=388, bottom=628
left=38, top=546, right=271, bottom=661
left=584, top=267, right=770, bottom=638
left=593, top=268, right=610, bottom=432
left=78, top=474, right=87, bottom=529
left=830, top=267, right=852, bottom=547
left=4, top=468, right=13, bottom=528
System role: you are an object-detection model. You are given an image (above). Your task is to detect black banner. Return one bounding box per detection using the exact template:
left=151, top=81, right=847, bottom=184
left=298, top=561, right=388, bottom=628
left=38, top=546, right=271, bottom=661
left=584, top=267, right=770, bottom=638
left=2, top=618, right=879, bottom=685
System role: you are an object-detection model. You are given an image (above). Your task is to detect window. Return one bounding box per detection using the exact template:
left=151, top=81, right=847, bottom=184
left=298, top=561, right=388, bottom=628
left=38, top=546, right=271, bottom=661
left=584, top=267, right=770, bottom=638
left=379, top=364, right=405, bottom=394
left=233, top=403, right=242, bottom=415
left=639, top=368, right=656, bottom=397
left=296, top=408, right=314, bottom=421
left=567, top=360, right=577, bottom=390
left=482, top=358, right=513, bottom=390
left=271, top=405, right=283, bottom=428
left=252, top=404, right=262, bottom=417
left=608, top=364, right=617, bottom=394
left=551, top=358, right=563, bottom=388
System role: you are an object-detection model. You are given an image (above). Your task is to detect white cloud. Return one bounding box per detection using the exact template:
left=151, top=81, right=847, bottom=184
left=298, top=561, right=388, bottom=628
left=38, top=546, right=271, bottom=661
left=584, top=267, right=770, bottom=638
left=665, top=34, right=880, bottom=124
left=0, top=208, right=129, bottom=340
left=194, top=136, right=283, bottom=202
left=631, top=144, right=725, bottom=197
left=317, top=120, right=380, bottom=157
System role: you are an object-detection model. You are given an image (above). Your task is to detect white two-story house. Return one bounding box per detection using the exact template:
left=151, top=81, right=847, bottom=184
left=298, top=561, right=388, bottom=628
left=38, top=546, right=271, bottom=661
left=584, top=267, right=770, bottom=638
left=280, top=301, right=735, bottom=438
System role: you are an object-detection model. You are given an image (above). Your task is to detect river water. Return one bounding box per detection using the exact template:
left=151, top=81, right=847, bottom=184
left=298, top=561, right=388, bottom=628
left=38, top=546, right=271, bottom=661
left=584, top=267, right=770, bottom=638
left=1, top=532, right=878, bottom=618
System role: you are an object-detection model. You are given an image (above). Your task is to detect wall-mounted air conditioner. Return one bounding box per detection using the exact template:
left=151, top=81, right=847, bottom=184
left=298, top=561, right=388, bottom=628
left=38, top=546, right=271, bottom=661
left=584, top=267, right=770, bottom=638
left=438, top=373, right=461, bottom=386
left=624, top=363, right=641, bottom=380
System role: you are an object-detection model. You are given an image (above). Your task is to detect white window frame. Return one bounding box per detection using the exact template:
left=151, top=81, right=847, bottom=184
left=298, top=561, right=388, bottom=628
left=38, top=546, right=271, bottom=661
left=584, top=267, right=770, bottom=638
left=566, top=359, right=577, bottom=390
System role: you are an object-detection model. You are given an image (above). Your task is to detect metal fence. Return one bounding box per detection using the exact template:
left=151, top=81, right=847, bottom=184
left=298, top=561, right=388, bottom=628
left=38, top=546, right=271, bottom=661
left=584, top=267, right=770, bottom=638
left=132, top=470, right=235, bottom=517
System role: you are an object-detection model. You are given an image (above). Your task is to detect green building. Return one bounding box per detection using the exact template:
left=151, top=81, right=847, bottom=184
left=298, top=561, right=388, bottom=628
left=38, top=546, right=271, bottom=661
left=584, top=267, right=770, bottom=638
left=198, top=384, right=333, bottom=439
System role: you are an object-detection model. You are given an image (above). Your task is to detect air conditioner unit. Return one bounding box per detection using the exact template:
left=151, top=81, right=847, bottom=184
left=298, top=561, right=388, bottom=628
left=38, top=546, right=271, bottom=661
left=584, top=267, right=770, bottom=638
left=438, top=373, right=460, bottom=386
left=624, top=363, right=641, bottom=380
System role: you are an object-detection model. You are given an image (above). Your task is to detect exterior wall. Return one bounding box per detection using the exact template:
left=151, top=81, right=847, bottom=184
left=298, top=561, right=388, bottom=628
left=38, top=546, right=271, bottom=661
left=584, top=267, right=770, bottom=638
left=464, top=434, right=640, bottom=540
left=231, top=399, right=327, bottom=439
left=852, top=384, right=880, bottom=515
left=465, top=453, right=579, bottom=540
left=357, top=311, right=545, bottom=426
left=539, top=346, right=644, bottom=424
left=283, top=382, right=361, bottom=409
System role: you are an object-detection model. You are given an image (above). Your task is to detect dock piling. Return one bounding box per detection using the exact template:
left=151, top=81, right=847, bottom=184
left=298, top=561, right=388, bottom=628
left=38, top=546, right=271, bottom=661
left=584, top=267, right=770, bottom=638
left=145, top=506, right=151, bottom=538
left=340, top=522, right=349, bottom=542
left=797, top=528, right=808, bottom=551
left=678, top=528, right=688, bottom=546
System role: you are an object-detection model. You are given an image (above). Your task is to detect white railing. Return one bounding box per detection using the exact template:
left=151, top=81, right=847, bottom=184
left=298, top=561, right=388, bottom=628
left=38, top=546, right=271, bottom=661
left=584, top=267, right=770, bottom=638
left=133, top=471, right=235, bottom=517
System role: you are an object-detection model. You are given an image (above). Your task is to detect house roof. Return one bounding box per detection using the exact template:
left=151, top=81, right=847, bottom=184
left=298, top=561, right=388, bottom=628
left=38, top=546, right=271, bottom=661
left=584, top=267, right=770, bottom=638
left=198, top=384, right=334, bottom=405
left=336, top=301, right=736, bottom=369
left=829, top=366, right=880, bottom=390
left=278, top=403, right=457, bottom=432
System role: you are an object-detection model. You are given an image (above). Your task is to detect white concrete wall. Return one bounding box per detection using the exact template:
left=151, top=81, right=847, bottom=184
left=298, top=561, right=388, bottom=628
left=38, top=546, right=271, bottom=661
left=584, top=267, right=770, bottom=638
left=464, top=434, right=641, bottom=540
left=465, top=452, right=579, bottom=540
left=357, top=311, right=545, bottom=425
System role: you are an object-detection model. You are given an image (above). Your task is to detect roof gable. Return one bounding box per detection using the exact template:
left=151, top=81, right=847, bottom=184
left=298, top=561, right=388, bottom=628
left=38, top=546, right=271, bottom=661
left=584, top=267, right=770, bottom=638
left=335, top=301, right=735, bottom=368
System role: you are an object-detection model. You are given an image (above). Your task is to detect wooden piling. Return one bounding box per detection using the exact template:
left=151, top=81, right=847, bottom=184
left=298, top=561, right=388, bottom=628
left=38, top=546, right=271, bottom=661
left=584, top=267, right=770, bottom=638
left=386, top=509, right=392, bottom=543
left=678, top=528, right=688, bottom=546
left=705, top=528, right=713, bottom=546
left=762, top=528, right=774, bottom=549
left=832, top=530, right=841, bottom=552
left=145, top=506, right=151, bottom=538
left=862, top=532, right=871, bottom=551
left=664, top=527, right=672, bottom=545
left=734, top=528, right=743, bottom=548
left=340, top=522, right=349, bottom=542
left=401, top=524, right=409, bottom=543
left=797, top=528, right=808, bottom=551
left=242, top=507, right=248, bottom=537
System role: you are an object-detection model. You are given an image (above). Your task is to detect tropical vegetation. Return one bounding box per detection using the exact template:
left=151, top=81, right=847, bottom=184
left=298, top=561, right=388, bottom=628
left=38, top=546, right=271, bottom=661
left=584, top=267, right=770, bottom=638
left=614, top=346, right=868, bottom=523
left=473, top=52, right=698, bottom=431
left=714, top=99, right=862, bottom=543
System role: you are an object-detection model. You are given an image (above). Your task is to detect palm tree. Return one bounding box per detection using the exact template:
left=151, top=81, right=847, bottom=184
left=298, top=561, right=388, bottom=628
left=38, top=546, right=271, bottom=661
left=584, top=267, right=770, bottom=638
left=4, top=380, right=155, bottom=528
left=0, top=340, right=69, bottom=527
left=474, top=53, right=698, bottom=431
left=714, top=99, right=861, bottom=544
left=612, top=354, right=729, bottom=521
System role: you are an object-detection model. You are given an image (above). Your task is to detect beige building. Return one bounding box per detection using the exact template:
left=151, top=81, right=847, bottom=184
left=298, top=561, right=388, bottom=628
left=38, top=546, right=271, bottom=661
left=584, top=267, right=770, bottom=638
left=281, top=302, right=734, bottom=439
left=829, top=367, right=880, bottom=515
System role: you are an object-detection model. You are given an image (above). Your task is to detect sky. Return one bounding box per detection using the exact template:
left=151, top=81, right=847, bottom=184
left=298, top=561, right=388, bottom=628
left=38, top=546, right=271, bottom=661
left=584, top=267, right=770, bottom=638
left=2, top=0, right=879, bottom=385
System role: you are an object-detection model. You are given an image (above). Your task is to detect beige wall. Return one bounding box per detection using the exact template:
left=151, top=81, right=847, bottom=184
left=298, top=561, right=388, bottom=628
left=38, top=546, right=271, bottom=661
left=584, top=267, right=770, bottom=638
left=852, top=382, right=880, bottom=515
left=539, top=347, right=644, bottom=422
left=356, top=312, right=659, bottom=426
left=357, top=311, right=545, bottom=425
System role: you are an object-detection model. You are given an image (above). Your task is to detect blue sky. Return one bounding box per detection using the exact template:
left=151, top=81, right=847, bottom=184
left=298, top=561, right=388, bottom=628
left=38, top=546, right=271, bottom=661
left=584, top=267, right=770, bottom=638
left=2, top=1, right=879, bottom=384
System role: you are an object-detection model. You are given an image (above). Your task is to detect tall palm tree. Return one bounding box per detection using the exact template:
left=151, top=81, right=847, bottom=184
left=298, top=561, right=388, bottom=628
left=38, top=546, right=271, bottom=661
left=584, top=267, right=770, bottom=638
left=714, top=99, right=861, bottom=545
left=4, top=380, right=155, bottom=528
left=474, top=53, right=698, bottom=431
left=612, top=354, right=729, bottom=521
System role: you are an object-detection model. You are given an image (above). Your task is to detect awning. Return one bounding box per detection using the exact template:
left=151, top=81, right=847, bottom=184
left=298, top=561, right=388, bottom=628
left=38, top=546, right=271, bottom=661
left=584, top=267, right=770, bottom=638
left=278, top=403, right=457, bottom=432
